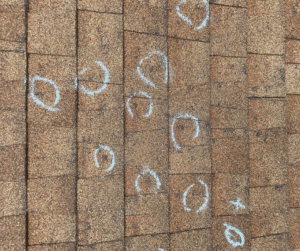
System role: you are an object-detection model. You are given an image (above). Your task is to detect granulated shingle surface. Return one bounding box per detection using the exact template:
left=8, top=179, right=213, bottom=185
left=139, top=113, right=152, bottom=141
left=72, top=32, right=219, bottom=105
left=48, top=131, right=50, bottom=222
left=1, top=0, right=299, bottom=250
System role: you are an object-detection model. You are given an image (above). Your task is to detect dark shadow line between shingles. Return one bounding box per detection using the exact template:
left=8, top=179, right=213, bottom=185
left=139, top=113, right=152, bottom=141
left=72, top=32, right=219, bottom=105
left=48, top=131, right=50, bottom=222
left=249, top=184, right=288, bottom=190
left=0, top=38, right=26, bottom=43
left=212, top=213, right=250, bottom=218
left=169, top=172, right=212, bottom=176
left=122, top=0, right=126, bottom=249
left=209, top=2, right=246, bottom=9
left=248, top=96, right=287, bottom=99
left=285, top=62, right=300, bottom=65
left=125, top=128, right=168, bottom=135
left=75, top=0, right=79, bottom=248
left=78, top=174, right=123, bottom=181
left=125, top=191, right=168, bottom=198
left=28, top=52, right=76, bottom=58
left=208, top=10, right=214, bottom=251
left=286, top=37, right=300, bottom=42
left=27, top=174, right=77, bottom=181
left=210, top=54, right=247, bottom=58
left=247, top=52, right=284, bottom=57
left=78, top=9, right=123, bottom=15
left=0, top=214, right=27, bottom=220
left=250, top=232, right=290, bottom=240
left=124, top=29, right=210, bottom=43
left=0, top=49, right=25, bottom=53
left=28, top=241, right=76, bottom=247
left=124, top=226, right=213, bottom=239
left=25, top=0, right=29, bottom=249
left=77, top=239, right=123, bottom=248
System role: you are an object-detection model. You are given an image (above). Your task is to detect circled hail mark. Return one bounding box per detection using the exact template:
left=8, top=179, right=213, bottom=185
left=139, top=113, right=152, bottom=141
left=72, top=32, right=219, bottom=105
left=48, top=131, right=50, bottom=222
left=176, top=0, right=209, bottom=30
left=171, top=113, right=200, bottom=150
left=29, top=75, right=60, bottom=112
left=182, top=179, right=209, bottom=213
left=135, top=166, right=161, bottom=194
left=137, top=51, right=168, bottom=88
left=94, top=145, right=115, bottom=172
left=75, top=61, right=109, bottom=95
left=223, top=223, right=245, bottom=248
left=126, top=91, right=153, bottom=118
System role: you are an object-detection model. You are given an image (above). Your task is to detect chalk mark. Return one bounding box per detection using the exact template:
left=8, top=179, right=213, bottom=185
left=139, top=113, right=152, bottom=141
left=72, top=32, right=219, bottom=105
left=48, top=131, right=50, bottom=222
left=183, top=184, right=194, bottom=212
left=223, top=223, right=245, bottom=248
left=74, top=67, right=89, bottom=89
left=23, top=78, right=27, bottom=93
left=171, top=113, right=200, bottom=150
left=126, top=91, right=153, bottom=118
left=94, top=145, right=115, bottom=172
left=182, top=179, right=209, bottom=212
left=229, top=198, right=246, bottom=211
left=75, top=61, right=109, bottom=95
left=135, top=166, right=161, bottom=194
left=176, top=0, right=209, bottom=30
left=29, top=75, right=60, bottom=112
left=137, top=51, right=168, bottom=88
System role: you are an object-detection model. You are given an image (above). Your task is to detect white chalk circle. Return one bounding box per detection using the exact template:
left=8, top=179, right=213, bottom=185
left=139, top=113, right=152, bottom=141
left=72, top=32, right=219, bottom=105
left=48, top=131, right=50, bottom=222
left=126, top=91, right=153, bottom=118
left=223, top=223, right=245, bottom=248
left=29, top=75, right=60, bottom=112
left=182, top=179, right=209, bottom=213
left=171, top=113, right=200, bottom=150
left=176, top=0, right=209, bottom=30
left=158, top=249, right=165, bottom=251
left=137, top=51, right=168, bottom=88
left=135, top=166, right=161, bottom=194
left=75, top=61, right=109, bottom=95
left=94, top=145, right=115, bottom=172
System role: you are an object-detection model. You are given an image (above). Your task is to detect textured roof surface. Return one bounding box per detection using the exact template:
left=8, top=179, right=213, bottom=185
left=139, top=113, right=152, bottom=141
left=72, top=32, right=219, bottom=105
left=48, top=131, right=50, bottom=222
left=0, top=0, right=299, bottom=250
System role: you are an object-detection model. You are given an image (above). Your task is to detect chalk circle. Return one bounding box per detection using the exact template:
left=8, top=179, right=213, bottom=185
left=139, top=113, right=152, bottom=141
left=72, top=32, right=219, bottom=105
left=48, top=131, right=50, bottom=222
left=223, top=223, right=245, bottom=248
left=29, top=75, right=60, bottom=112
left=126, top=91, right=153, bottom=118
left=94, top=145, right=115, bottom=172
left=171, top=113, right=200, bottom=150
left=158, top=249, right=165, bottom=251
left=182, top=179, right=209, bottom=213
left=135, top=166, right=161, bottom=194
left=75, top=61, right=109, bottom=95
left=137, top=51, right=168, bottom=88
left=176, top=0, right=209, bottom=30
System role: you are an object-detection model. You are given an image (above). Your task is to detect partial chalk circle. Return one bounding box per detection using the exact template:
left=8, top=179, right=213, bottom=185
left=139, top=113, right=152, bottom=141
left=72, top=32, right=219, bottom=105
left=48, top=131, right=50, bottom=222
left=29, top=75, right=60, bottom=112
left=137, top=51, right=168, bottom=88
left=158, top=249, right=165, bottom=251
left=126, top=91, right=153, bottom=118
left=76, top=61, right=109, bottom=95
left=135, top=166, right=161, bottom=194
left=176, top=0, right=192, bottom=25
left=223, top=223, right=245, bottom=248
left=171, top=113, right=200, bottom=150
left=176, top=0, right=209, bottom=30
left=196, top=179, right=209, bottom=212
left=94, top=145, right=115, bottom=172
left=182, top=179, right=209, bottom=213
left=183, top=184, right=195, bottom=212
left=74, top=67, right=89, bottom=89
left=23, top=78, right=27, bottom=92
